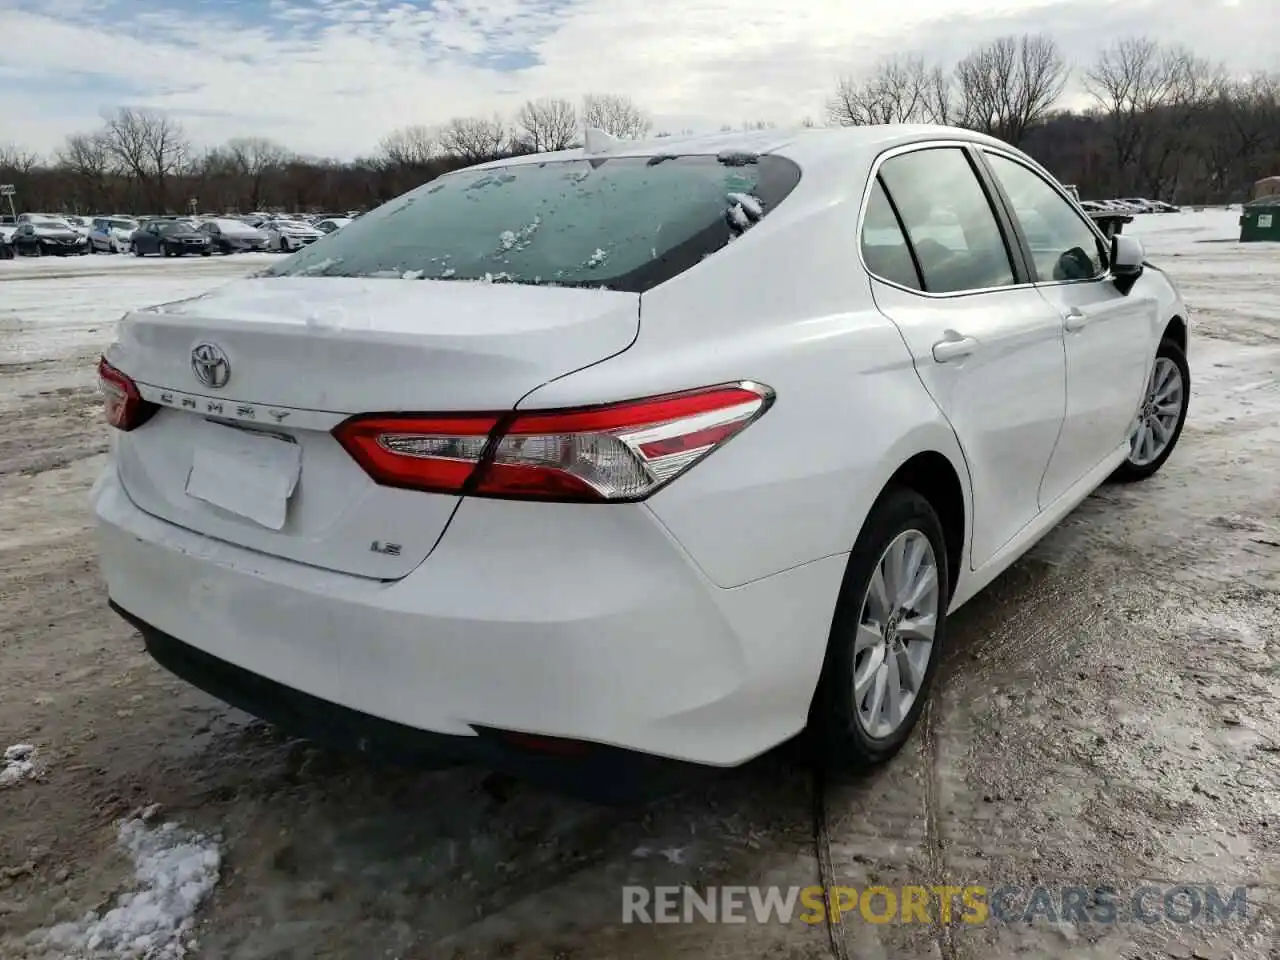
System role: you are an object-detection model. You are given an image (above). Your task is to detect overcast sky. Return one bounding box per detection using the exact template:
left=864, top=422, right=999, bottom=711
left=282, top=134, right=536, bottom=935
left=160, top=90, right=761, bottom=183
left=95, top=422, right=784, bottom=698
left=1, top=0, right=1275, bottom=159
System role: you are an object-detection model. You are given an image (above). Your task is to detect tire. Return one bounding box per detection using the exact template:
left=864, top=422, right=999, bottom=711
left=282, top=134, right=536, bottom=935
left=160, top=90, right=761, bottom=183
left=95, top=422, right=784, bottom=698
left=810, top=487, right=950, bottom=772
left=1109, top=337, right=1190, bottom=483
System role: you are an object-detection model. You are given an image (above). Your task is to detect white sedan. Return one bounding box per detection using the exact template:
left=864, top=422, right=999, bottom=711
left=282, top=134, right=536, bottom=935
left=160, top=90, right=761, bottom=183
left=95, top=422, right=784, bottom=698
left=92, top=125, right=1189, bottom=795
left=89, top=217, right=140, bottom=253
left=314, top=217, right=352, bottom=235
left=264, top=218, right=324, bottom=253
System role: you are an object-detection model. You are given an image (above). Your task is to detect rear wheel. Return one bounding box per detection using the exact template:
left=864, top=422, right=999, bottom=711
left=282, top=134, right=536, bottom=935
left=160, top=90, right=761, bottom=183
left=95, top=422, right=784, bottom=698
left=811, top=488, right=950, bottom=771
left=1110, top=337, right=1190, bottom=482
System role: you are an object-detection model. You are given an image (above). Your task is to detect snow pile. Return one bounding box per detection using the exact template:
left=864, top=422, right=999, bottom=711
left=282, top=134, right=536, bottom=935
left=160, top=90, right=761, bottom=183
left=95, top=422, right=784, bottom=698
left=1, top=743, right=37, bottom=787
left=29, top=810, right=221, bottom=960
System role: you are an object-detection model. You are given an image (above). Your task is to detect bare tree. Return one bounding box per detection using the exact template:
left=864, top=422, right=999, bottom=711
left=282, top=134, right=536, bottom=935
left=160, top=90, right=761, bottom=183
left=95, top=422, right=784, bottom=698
left=1086, top=38, right=1220, bottom=197
left=436, top=116, right=509, bottom=164
left=378, top=125, right=437, bottom=168
left=515, top=98, right=579, bottom=152
left=56, top=132, right=112, bottom=210
left=829, top=55, right=955, bottom=126
left=0, top=144, right=42, bottom=174
left=582, top=93, right=651, bottom=139
left=955, top=34, right=1068, bottom=144
left=100, top=108, right=190, bottom=210
left=221, top=136, right=290, bottom=209
left=1086, top=37, right=1176, bottom=188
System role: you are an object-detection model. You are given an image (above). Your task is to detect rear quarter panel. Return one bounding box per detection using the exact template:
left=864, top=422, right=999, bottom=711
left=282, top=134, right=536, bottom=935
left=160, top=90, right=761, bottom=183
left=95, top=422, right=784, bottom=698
left=519, top=180, right=971, bottom=588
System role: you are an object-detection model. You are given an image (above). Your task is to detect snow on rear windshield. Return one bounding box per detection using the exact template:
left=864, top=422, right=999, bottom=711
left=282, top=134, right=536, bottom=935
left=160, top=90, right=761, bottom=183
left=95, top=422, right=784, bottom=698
left=264, top=154, right=800, bottom=293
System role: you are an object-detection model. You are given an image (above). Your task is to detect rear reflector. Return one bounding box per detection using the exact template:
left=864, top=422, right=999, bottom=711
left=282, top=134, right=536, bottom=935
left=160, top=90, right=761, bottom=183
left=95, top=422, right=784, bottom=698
left=98, top=357, right=157, bottom=431
left=332, top=381, right=773, bottom=502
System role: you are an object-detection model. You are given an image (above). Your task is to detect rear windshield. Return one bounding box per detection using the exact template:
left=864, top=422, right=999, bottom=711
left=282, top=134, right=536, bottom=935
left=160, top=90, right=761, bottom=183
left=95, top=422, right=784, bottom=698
left=263, top=154, right=801, bottom=293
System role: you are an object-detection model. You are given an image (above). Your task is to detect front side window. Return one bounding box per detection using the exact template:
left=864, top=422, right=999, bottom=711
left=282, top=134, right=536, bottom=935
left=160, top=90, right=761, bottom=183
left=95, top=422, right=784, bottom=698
left=878, top=147, right=1016, bottom=294
left=984, top=152, right=1107, bottom=282
left=264, top=154, right=801, bottom=294
left=860, top=179, right=921, bottom=291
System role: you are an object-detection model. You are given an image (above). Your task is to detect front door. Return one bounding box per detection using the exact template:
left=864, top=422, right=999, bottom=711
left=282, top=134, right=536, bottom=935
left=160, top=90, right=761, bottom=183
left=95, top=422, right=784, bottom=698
left=863, top=145, right=1067, bottom=571
left=978, top=151, right=1157, bottom=507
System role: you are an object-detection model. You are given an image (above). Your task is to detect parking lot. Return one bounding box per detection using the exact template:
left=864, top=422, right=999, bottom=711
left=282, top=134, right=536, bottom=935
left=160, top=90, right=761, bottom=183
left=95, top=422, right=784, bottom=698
left=0, top=210, right=1276, bottom=959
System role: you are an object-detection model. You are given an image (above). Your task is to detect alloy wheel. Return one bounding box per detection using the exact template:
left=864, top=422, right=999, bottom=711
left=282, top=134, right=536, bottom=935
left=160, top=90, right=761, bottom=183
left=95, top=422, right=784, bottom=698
left=1128, top=356, right=1184, bottom=467
left=852, top=529, right=940, bottom=738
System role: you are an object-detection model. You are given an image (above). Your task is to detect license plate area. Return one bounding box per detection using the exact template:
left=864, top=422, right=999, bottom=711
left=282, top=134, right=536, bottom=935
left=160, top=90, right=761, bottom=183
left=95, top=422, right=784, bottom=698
left=184, top=422, right=302, bottom=530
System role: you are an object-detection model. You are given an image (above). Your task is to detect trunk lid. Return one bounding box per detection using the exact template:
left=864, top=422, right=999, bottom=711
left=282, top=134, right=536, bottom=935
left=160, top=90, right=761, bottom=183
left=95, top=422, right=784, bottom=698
left=107, top=277, right=639, bottom=579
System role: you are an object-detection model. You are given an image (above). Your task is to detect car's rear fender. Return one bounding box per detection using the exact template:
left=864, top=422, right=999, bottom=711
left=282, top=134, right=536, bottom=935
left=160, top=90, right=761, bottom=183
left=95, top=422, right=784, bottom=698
left=517, top=201, right=972, bottom=589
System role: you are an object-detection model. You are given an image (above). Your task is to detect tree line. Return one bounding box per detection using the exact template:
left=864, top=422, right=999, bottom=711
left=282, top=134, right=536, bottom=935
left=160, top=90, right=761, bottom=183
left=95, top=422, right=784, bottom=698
left=2, top=36, right=1276, bottom=217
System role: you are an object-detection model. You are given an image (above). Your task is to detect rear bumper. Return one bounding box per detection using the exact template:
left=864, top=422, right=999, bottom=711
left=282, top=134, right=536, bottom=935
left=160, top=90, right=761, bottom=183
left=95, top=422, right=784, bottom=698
left=112, top=602, right=701, bottom=802
left=92, top=465, right=845, bottom=770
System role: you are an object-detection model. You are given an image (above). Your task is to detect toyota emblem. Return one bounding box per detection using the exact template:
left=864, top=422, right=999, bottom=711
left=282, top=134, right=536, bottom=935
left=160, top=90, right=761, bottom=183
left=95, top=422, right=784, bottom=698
left=191, top=342, right=231, bottom=389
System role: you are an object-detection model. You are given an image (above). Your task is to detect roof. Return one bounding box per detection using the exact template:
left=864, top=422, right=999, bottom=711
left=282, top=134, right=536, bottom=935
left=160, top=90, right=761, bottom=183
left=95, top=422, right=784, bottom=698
left=474, top=124, right=1014, bottom=172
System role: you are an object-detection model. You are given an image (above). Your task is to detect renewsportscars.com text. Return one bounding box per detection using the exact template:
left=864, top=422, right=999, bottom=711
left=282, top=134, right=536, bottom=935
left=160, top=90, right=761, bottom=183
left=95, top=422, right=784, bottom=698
left=622, top=884, right=1250, bottom=926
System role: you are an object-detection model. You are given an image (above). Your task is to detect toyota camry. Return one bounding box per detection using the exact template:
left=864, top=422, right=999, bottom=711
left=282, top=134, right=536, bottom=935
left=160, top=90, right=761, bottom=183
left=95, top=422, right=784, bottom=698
left=93, top=125, right=1190, bottom=798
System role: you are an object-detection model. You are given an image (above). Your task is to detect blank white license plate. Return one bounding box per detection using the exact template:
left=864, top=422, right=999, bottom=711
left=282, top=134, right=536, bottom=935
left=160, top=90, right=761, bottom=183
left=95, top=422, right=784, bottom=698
left=185, top=425, right=302, bottom=530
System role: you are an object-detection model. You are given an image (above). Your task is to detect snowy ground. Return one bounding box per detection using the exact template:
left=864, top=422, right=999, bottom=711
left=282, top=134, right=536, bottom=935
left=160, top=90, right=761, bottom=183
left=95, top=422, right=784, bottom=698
left=0, top=212, right=1277, bottom=959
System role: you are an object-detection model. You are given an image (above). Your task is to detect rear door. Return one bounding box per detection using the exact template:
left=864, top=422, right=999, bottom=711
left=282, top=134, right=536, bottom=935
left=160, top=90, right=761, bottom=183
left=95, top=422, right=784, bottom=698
left=863, top=144, right=1067, bottom=571
left=977, top=150, right=1156, bottom=507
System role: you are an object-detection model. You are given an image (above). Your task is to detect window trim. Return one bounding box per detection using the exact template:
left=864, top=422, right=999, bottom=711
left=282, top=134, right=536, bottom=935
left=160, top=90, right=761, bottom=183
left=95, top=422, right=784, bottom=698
left=973, top=147, right=1113, bottom=288
left=863, top=175, right=925, bottom=291
left=856, top=140, right=1033, bottom=299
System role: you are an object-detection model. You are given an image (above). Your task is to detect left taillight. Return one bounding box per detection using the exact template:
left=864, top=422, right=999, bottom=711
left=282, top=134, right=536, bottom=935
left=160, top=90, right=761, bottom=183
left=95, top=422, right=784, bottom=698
left=332, top=381, right=774, bottom=503
left=97, top=356, right=156, bottom=431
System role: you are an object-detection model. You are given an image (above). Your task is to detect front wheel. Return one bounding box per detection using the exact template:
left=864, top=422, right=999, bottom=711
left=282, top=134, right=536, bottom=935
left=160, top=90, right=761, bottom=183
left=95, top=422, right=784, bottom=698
left=1110, top=337, right=1190, bottom=483
left=810, top=488, right=950, bottom=771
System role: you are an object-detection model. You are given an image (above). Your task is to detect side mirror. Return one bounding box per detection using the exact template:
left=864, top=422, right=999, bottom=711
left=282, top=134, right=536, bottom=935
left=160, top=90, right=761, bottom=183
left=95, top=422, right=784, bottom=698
left=1111, top=234, right=1145, bottom=294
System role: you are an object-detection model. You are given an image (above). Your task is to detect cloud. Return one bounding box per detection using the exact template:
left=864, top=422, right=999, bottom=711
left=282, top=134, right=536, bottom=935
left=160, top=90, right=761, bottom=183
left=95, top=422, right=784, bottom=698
left=0, top=0, right=1274, bottom=158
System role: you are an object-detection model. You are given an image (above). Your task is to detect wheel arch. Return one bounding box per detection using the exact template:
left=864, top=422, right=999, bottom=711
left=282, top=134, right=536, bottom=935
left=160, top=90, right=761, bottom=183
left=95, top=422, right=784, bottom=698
left=882, top=450, right=966, bottom=601
left=1162, top=314, right=1187, bottom=353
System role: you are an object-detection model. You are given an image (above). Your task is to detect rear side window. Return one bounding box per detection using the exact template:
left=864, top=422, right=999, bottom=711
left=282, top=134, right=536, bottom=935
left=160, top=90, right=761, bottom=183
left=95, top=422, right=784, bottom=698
left=878, top=148, right=1016, bottom=294
left=264, top=155, right=801, bottom=293
left=861, top=179, right=922, bottom=290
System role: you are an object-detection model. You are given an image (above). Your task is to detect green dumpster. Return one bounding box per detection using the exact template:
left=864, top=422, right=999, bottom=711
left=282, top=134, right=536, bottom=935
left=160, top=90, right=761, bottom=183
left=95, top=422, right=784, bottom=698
left=1239, top=198, right=1280, bottom=242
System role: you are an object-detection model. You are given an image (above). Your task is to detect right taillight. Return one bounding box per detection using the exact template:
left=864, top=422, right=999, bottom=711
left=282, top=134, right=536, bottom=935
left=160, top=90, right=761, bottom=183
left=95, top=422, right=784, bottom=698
left=98, top=356, right=156, bottom=431
left=332, top=381, right=774, bottom=502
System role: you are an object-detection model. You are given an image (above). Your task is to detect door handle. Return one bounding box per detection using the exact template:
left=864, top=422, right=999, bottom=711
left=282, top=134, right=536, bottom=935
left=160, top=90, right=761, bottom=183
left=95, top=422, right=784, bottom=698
left=932, top=336, right=978, bottom=363
left=1063, top=308, right=1089, bottom=332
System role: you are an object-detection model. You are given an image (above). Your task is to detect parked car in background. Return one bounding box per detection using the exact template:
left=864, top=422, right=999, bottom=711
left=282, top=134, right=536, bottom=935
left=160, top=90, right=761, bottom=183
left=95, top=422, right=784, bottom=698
left=1078, top=200, right=1105, bottom=213
left=314, top=217, right=352, bottom=235
left=89, top=217, right=140, bottom=253
left=199, top=218, right=269, bottom=254
left=130, top=220, right=212, bottom=257
left=92, top=125, right=1190, bottom=796
left=0, top=215, right=16, bottom=246
left=1150, top=200, right=1180, bottom=213
left=62, top=215, right=93, bottom=239
left=264, top=218, right=324, bottom=252
left=11, top=217, right=89, bottom=256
